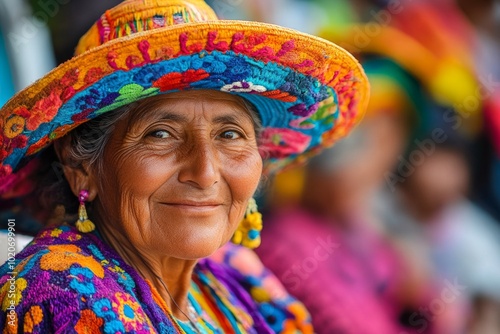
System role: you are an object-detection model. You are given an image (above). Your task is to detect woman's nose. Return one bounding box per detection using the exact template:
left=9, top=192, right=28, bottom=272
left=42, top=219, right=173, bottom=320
left=177, top=141, right=220, bottom=189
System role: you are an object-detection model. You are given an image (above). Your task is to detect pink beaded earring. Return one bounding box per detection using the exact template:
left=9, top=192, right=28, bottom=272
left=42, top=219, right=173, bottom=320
left=75, top=189, right=95, bottom=233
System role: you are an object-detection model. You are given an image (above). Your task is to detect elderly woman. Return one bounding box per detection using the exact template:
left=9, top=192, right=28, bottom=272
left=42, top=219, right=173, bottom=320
left=0, top=0, right=368, bottom=332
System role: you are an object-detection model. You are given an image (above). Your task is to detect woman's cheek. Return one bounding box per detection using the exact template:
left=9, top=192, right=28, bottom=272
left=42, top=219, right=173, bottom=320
left=118, top=153, right=177, bottom=196
left=223, top=148, right=263, bottom=200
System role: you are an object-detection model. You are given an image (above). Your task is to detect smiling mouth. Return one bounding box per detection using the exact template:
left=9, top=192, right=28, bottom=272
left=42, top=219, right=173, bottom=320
left=160, top=202, right=223, bottom=211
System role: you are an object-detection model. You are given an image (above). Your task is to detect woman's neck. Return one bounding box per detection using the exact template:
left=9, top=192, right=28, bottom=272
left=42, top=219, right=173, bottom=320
left=95, top=219, right=197, bottom=320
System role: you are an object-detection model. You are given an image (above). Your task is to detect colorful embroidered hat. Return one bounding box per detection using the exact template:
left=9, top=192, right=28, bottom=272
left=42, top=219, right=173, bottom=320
left=0, top=0, right=369, bottom=197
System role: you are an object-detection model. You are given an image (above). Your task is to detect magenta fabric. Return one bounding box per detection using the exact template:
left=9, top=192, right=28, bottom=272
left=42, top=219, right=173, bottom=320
left=256, top=207, right=409, bottom=334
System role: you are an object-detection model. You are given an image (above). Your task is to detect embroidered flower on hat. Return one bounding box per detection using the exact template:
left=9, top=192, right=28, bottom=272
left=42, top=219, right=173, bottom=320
left=84, top=67, right=106, bottom=85
left=0, top=110, right=30, bottom=168
left=153, top=69, right=210, bottom=92
left=97, top=84, right=159, bottom=115
left=60, top=68, right=79, bottom=86
left=221, top=81, right=267, bottom=94
left=259, top=128, right=311, bottom=159
left=4, top=116, right=25, bottom=139
left=26, top=92, right=62, bottom=131
left=288, top=103, right=319, bottom=117
left=291, top=88, right=339, bottom=132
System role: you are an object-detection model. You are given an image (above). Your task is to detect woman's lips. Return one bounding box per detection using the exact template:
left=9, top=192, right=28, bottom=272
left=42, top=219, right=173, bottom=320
left=160, top=201, right=223, bottom=212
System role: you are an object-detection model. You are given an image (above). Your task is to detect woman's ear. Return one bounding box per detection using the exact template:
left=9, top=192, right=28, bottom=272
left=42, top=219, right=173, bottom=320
left=53, top=135, right=98, bottom=201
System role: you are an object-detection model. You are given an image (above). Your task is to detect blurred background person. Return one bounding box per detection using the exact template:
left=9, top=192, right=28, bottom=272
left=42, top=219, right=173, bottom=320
left=256, top=52, right=449, bottom=333
left=257, top=131, right=440, bottom=333
left=256, top=0, right=500, bottom=332
left=319, top=1, right=500, bottom=332
left=381, top=121, right=500, bottom=333
left=458, top=0, right=500, bottom=224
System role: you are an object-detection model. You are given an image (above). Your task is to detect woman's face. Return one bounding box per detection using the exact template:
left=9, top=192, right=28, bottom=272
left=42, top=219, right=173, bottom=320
left=92, top=90, right=263, bottom=259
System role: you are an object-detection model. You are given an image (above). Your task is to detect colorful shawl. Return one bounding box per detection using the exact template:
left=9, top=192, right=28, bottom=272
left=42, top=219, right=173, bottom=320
left=0, top=224, right=312, bottom=333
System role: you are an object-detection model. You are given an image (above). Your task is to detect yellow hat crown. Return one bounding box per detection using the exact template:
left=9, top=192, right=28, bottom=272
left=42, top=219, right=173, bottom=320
left=76, top=0, right=218, bottom=55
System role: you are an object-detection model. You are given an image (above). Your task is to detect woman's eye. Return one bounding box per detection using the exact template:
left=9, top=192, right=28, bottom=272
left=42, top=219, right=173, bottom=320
left=219, top=131, right=241, bottom=140
left=148, top=130, right=171, bottom=139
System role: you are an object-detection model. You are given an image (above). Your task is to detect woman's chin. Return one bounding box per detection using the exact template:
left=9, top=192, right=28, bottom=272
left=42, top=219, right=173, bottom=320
left=156, top=234, right=230, bottom=260
left=170, top=245, right=224, bottom=260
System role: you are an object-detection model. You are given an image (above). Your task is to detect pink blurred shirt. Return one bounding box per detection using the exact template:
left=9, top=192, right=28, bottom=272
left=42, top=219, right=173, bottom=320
left=256, top=207, right=411, bottom=334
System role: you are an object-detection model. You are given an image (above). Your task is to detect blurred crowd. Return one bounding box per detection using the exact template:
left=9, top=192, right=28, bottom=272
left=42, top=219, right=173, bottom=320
left=1, top=0, right=500, bottom=333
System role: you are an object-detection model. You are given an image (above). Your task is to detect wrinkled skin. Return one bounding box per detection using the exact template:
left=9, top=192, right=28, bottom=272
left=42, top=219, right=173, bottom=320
left=55, top=90, right=263, bottom=318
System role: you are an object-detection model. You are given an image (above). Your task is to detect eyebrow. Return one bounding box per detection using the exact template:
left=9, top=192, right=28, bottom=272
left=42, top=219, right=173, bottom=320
left=155, top=113, right=189, bottom=123
left=154, top=112, right=249, bottom=125
left=213, top=105, right=256, bottom=124
left=212, top=114, right=244, bottom=124
left=128, top=110, right=189, bottom=128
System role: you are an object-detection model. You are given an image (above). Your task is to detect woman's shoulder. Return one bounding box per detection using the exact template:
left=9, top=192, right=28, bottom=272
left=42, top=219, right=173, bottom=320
left=0, top=224, right=105, bottom=280
left=0, top=225, right=132, bottom=333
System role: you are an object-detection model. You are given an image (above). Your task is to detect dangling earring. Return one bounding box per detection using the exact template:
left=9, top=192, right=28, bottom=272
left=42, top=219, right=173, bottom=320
left=232, top=198, right=263, bottom=249
left=75, top=189, right=95, bottom=233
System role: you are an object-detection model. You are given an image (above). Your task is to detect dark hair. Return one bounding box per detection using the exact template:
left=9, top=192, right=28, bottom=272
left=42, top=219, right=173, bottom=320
left=35, top=104, right=132, bottom=219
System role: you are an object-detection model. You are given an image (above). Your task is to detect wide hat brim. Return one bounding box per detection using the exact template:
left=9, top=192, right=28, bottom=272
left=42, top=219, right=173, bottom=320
left=0, top=20, right=368, bottom=195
